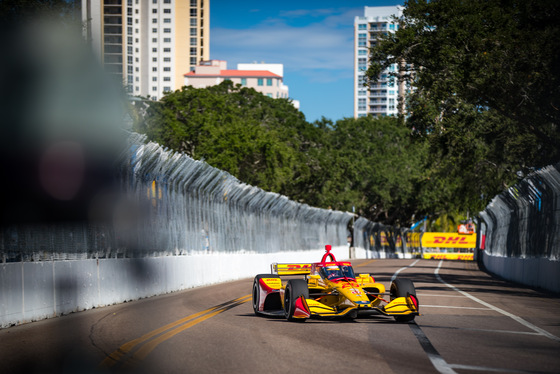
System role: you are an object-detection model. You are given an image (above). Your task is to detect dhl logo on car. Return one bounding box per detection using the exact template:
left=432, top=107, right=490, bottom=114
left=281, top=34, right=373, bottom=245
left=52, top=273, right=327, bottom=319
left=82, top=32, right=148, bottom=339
left=273, top=263, right=312, bottom=275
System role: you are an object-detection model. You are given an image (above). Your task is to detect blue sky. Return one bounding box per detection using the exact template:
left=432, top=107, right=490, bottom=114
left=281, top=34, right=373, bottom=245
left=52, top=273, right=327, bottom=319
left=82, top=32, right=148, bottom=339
left=210, top=1, right=402, bottom=123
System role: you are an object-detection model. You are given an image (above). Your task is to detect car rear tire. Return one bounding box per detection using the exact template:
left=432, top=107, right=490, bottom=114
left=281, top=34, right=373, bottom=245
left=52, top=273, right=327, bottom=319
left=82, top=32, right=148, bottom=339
left=252, top=274, right=280, bottom=316
left=284, top=279, right=309, bottom=322
left=390, top=278, right=418, bottom=323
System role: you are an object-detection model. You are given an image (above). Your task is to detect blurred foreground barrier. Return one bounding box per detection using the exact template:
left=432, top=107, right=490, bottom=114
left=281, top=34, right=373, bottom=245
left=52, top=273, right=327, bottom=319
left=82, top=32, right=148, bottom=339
left=478, top=163, right=560, bottom=293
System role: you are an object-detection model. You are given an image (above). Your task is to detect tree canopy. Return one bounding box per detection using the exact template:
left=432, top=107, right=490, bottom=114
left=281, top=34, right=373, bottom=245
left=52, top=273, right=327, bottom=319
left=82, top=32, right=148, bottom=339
left=135, top=82, right=314, bottom=194
left=134, top=0, right=560, bottom=227
left=367, top=0, right=560, bottom=179
left=133, top=82, right=428, bottom=225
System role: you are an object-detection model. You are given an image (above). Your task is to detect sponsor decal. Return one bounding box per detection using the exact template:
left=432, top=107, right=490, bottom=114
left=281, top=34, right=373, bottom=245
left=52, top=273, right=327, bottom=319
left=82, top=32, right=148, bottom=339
left=421, top=232, right=477, bottom=248
left=261, top=278, right=281, bottom=289
left=285, top=264, right=311, bottom=271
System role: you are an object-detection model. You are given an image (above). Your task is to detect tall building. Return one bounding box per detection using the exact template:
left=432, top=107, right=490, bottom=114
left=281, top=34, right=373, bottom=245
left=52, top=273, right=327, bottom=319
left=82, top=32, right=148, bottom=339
left=184, top=60, right=299, bottom=107
left=354, top=6, right=403, bottom=118
left=83, top=0, right=210, bottom=100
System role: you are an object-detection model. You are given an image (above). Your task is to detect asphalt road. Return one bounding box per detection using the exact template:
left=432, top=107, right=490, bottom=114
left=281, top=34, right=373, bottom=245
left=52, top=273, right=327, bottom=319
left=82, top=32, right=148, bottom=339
left=1, top=258, right=559, bottom=374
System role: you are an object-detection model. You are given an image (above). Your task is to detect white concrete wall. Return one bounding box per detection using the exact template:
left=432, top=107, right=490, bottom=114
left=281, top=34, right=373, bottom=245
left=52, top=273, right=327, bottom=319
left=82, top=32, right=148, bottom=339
left=1, top=246, right=359, bottom=328
left=482, top=252, right=560, bottom=294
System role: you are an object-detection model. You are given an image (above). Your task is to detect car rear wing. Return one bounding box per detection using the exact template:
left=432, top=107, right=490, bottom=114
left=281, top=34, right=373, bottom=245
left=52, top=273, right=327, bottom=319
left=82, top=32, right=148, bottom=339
left=271, top=263, right=312, bottom=275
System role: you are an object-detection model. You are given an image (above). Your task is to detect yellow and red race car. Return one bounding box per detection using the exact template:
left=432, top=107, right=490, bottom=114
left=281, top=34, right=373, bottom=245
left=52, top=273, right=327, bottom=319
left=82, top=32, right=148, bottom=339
left=252, top=245, right=419, bottom=322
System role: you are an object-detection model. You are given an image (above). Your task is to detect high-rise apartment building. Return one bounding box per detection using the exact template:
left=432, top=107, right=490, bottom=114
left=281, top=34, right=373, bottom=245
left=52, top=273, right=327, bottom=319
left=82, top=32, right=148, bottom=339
left=83, top=0, right=209, bottom=99
left=354, top=6, right=403, bottom=118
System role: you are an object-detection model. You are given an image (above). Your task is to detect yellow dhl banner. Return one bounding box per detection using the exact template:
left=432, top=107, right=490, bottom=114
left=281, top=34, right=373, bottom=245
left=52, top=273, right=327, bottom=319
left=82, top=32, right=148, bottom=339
left=423, top=253, right=474, bottom=261
left=421, top=232, right=477, bottom=248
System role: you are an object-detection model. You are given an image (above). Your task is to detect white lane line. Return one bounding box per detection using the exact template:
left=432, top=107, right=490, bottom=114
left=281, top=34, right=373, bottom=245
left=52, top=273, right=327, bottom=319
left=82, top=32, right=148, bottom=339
left=449, top=363, right=549, bottom=373
left=410, top=323, right=458, bottom=374
left=435, top=260, right=560, bottom=343
left=391, top=259, right=420, bottom=282
left=417, top=294, right=467, bottom=298
left=421, top=324, right=544, bottom=337
left=421, top=305, right=491, bottom=310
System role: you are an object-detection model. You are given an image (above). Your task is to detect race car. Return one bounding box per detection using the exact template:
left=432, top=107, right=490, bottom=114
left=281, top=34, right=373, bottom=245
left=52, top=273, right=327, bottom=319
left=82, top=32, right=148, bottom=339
left=252, top=245, right=419, bottom=322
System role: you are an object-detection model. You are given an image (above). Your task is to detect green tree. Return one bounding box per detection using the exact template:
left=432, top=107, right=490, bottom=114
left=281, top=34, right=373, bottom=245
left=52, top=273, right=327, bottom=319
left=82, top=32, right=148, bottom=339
left=368, top=2, right=559, bottom=162
left=135, top=81, right=312, bottom=194
left=367, top=0, right=559, bottom=215
left=316, top=116, right=428, bottom=225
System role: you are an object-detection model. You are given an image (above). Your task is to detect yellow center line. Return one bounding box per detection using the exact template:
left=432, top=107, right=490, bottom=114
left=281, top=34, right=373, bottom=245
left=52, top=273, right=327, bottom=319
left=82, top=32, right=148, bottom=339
left=128, top=306, right=237, bottom=364
left=100, top=294, right=251, bottom=369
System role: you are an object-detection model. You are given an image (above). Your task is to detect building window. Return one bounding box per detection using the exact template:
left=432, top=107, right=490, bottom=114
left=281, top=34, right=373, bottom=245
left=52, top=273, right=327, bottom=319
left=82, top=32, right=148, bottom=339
left=163, top=57, right=171, bottom=62
left=266, top=78, right=272, bottom=86
left=164, top=48, right=171, bottom=52
left=164, top=38, right=171, bottom=42
left=358, top=57, right=367, bottom=71
left=152, top=28, right=157, bottom=33
left=190, top=28, right=197, bottom=36
left=164, top=9, right=171, bottom=13
left=358, top=98, right=367, bottom=111
left=358, top=24, right=367, bottom=30
left=190, top=9, right=197, bottom=17
left=164, top=86, right=171, bottom=92
left=257, top=78, right=263, bottom=86
left=190, top=19, right=197, bottom=26
left=267, top=93, right=272, bottom=98
left=358, top=33, right=367, bottom=47
left=164, top=18, right=171, bottom=23
left=190, top=57, right=197, bottom=65
left=164, top=67, right=171, bottom=71
left=164, top=0, right=171, bottom=3
left=241, top=78, right=247, bottom=86
left=152, top=87, right=157, bottom=91
left=190, top=48, right=197, bottom=55
left=152, top=57, right=157, bottom=62
left=190, top=37, right=197, bottom=46
left=152, top=18, right=157, bottom=23
left=163, top=28, right=171, bottom=33
left=152, top=67, right=157, bottom=72
left=152, top=48, right=157, bottom=52
left=190, top=0, right=196, bottom=6
left=163, top=77, right=171, bottom=81
left=152, top=77, right=157, bottom=81
left=358, top=49, right=367, bottom=56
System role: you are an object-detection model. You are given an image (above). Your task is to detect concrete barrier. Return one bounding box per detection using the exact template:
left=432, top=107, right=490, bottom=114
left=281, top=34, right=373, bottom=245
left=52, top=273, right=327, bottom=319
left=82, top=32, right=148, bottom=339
left=481, top=252, right=560, bottom=294
left=1, top=245, right=363, bottom=328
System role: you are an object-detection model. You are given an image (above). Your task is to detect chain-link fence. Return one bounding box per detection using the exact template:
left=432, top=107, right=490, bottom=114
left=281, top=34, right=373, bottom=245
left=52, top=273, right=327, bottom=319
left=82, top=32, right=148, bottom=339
left=0, top=132, right=353, bottom=262
left=479, top=163, right=560, bottom=261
